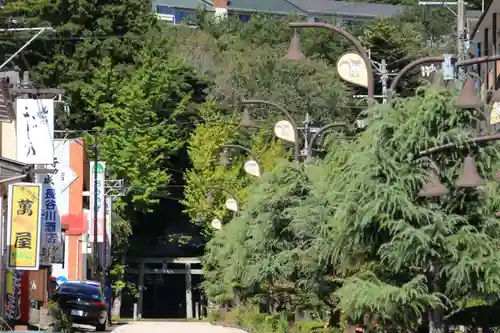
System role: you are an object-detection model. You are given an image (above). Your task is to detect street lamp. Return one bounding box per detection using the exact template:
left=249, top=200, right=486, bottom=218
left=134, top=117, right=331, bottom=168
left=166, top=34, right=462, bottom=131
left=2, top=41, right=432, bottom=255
left=285, top=22, right=375, bottom=106
left=307, top=122, right=348, bottom=159
left=416, top=134, right=500, bottom=197
left=283, top=30, right=306, bottom=61
left=241, top=99, right=301, bottom=161
left=219, top=144, right=262, bottom=177
left=455, top=78, right=482, bottom=109
left=240, top=99, right=348, bottom=161
left=205, top=185, right=241, bottom=214
left=388, top=54, right=500, bottom=104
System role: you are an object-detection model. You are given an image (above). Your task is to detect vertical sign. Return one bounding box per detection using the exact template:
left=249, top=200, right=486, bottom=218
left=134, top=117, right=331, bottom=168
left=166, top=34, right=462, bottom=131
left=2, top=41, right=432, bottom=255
left=40, top=175, right=59, bottom=245
left=16, top=99, right=55, bottom=164
left=105, top=196, right=112, bottom=266
left=89, top=162, right=106, bottom=243
left=4, top=270, right=30, bottom=323
left=38, top=173, right=63, bottom=264
left=6, top=183, right=43, bottom=270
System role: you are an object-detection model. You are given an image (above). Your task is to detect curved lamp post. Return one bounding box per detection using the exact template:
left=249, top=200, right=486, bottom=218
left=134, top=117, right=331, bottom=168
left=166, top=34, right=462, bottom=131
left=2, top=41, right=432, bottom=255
left=286, top=22, right=375, bottom=106
left=387, top=54, right=500, bottom=105
left=307, top=122, right=348, bottom=158
left=206, top=185, right=241, bottom=215
left=416, top=133, right=500, bottom=198
left=220, top=144, right=262, bottom=177
left=240, top=99, right=301, bottom=161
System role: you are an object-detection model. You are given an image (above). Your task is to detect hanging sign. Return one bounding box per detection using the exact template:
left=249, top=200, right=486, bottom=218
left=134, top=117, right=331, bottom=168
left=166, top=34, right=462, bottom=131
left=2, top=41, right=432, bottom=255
left=6, top=183, right=43, bottom=270
left=244, top=160, right=261, bottom=177
left=211, top=219, right=222, bottom=230
left=89, top=161, right=106, bottom=243
left=274, top=120, right=295, bottom=143
left=336, top=52, right=368, bottom=88
left=16, top=99, right=55, bottom=164
left=225, top=198, right=239, bottom=212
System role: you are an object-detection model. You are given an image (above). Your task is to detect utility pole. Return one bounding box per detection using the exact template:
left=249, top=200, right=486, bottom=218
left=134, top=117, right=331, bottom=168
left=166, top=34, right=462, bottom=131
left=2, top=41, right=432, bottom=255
left=352, top=57, right=392, bottom=104
left=92, top=136, right=99, bottom=281
left=457, top=0, right=465, bottom=62
left=418, top=1, right=467, bottom=79
left=381, top=59, right=388, bottom=104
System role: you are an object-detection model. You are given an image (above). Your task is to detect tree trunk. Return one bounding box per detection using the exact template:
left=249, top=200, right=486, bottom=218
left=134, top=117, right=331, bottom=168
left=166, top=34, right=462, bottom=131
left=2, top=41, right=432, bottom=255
left=429, top=266, right=445, bottom=333
left=111, top=252, right=126, bottom=319
left=429, top=310, right=444, bottom=333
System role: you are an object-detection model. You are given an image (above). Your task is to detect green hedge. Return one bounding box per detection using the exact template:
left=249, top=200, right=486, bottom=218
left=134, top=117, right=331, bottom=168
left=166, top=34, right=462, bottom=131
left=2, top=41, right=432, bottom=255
left=209, top=306, right=342, bottom=333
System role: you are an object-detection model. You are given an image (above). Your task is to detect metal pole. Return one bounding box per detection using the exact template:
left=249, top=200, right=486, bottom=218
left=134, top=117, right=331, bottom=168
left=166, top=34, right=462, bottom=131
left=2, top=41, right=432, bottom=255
left=92, top=135, right=99, bottom=281
left=381, top=59, right=388, bottom=104
left=102, top=194, right=107, bottom=287
left=307, top=122, right=348, bottom=158
left=457, top=0, right=466, bottom=80
left=289, top=22, right=375, bottom=106
left=240, top=99, right=301, bottom=161
left=220, top=144, right=262, bottom=168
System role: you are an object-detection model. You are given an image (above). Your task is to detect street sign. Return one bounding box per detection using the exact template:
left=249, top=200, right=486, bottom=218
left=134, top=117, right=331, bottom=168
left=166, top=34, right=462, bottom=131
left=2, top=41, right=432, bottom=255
left=337, top=52, right=368, bottom=88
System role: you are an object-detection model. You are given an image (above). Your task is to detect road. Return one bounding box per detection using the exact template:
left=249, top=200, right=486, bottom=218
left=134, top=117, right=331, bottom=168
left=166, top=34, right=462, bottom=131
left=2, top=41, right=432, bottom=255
left=112, top=321, right=247, bottom=333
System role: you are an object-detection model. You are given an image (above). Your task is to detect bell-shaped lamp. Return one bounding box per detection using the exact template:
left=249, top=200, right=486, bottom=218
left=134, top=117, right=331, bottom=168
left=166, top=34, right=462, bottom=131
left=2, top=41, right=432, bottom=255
left=283, top=31, right=306, bottom=61
left=455, top=78, right=483, bottom=109
left=219, top=150, right=231, bottom=166
left=418, top=169, right=449, bottom=197
left=493, top=88, right=500, bottom=104
left=206, top=192, right=214, bottom=205
left=240, top=108, right=256, bottom=129
left=455, top=156, right=487, bottom=188
left=430, top=72, right=444, bottom=87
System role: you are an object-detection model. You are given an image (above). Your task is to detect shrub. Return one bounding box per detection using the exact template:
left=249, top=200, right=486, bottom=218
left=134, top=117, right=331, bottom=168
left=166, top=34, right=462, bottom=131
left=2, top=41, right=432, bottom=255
left=47, top=301, right=73, bottom=332
left=210, top=306, right=342, bottom=333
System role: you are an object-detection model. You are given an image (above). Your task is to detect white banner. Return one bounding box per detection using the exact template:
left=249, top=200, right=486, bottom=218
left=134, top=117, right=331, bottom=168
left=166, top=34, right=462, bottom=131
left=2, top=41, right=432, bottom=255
left=16, top=99, right=54, bottom=164
left=105, top=196, right=112, bottom=266
left=89, top=161, right=106, bottom=243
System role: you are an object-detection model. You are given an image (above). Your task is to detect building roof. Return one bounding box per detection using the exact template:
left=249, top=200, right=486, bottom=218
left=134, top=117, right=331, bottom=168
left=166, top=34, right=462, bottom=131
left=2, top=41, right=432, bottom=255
left=152, top=0, right=213, bottom=10
left=227, top=0, right=306, bottom=14
left=286, top=0, right=408, bottom=18
left=153, top=0, right=410, bottom=17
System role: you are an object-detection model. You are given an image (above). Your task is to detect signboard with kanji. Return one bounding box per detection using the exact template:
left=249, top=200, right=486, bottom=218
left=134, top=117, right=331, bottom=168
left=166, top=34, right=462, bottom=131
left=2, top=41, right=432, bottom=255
left=6, top=183, right=42, bottom=270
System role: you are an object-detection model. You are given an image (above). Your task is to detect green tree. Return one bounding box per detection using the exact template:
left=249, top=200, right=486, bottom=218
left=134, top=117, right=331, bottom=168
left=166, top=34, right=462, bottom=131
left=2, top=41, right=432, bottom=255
left=312, top=87, right=500, bottom=331
left=183, top=100, right=286, bottom=235
left=81, top=37, right=206, bottom=210
left=0, top=0, right=157, bottom=129
left=170, top=15, right=355, bottom=125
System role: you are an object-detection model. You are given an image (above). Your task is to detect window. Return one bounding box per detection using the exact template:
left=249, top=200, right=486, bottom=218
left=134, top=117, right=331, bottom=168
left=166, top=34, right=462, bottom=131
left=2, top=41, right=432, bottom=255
left=239, top=14, right=251, bottom=22
left=155, top=5, right=192, bottom=24
left=156, top=5, right=174, bottom=15
left=59, top=284, right=102, bottom=299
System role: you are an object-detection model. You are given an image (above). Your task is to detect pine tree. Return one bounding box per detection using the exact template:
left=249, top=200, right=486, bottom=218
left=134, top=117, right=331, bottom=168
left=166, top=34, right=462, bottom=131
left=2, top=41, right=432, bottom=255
left=315, top=87, right=500, bottom=331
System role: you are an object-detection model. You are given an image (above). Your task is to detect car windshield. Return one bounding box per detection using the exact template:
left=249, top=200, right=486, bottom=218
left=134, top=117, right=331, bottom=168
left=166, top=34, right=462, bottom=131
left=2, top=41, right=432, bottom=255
left=59, top=284, right=102, bottom=299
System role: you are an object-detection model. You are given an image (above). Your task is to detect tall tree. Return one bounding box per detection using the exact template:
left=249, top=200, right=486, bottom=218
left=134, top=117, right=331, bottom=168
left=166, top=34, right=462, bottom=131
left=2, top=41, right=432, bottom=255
left=314, top=87, right=500, bottom=331
left=0, top=0, right=157, bottom=129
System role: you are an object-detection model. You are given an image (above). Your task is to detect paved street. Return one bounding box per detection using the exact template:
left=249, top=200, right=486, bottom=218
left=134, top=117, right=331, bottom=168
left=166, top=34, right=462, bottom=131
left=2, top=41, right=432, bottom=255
left=112, top=321, right=246, bottom=333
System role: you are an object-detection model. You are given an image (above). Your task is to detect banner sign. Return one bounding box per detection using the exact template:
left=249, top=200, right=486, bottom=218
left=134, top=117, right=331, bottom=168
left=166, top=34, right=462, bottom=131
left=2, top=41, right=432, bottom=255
left=89, top=162, right=106, bottom=243
left=16, top=99, right=55, bottom=164
left=38, top=173, right=63, bottom=264
left=105, top=196, right=112, bottom=266
left=6, top=183, right=43, bottom=270
left=4, top=270, right=29, bottom=323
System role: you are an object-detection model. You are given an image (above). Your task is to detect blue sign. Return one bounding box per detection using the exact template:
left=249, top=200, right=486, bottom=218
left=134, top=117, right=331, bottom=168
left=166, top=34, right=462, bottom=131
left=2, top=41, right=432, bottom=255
left=56, top=276, right=67, bottom=285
